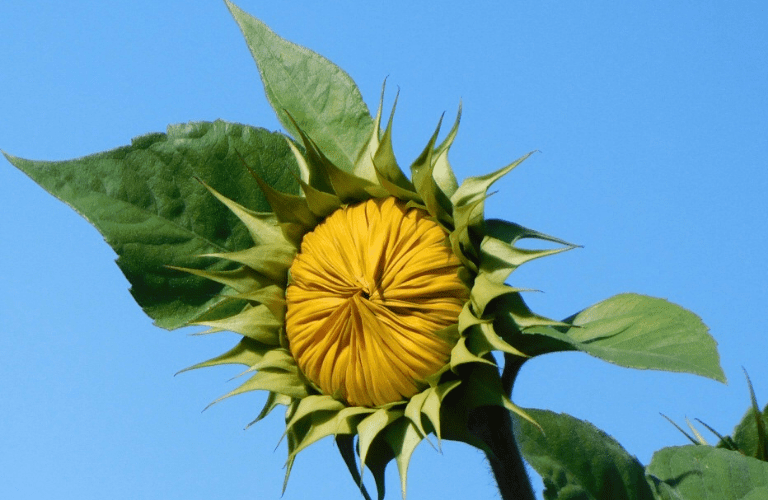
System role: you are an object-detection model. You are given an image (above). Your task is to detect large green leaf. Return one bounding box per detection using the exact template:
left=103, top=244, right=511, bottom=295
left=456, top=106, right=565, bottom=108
left=4, top=120, right=299, bottom=329
left=225, top=0, right=373, bottom=172
left=520, top=294, right=726, bottom=382
left=647, top=446, right=768, bottom=500
left=516, top=409, right=655, bottom=500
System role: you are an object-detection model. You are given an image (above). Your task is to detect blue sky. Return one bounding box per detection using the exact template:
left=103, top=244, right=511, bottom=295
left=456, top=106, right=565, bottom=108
left=1, top=1, right=767, bottom=499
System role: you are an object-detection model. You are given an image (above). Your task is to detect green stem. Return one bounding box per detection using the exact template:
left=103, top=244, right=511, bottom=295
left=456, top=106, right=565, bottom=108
left=470, top=354, right=535, bottom=500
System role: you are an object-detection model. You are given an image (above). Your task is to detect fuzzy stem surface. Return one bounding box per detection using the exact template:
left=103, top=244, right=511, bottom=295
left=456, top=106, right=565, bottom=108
left=469, top=354, right=535, bottom=500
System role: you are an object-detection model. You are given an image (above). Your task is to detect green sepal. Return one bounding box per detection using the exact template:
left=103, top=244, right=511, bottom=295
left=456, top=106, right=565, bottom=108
left=457, top=300, right=530, bottom=359
left=420, top=380, right=462, bottom=443
left=431, top=324, right=460, bottom=349
left=384, top=418, right=424, bottom=500
left=409, top=116, right=454, bottom=227
left=288, top=408, right=375, bottom=464
left=286, top=395, right=346, bottom=431
left=372, top=91, right=414, bottom=192
left=207, top=364, right=309, bottom=409
left=225, top=284, right=286, bottom=323
left=250, top=169, right=318, bottom=231
left=494, top=292, right=570, bottom=330
left=192, top=304, right=280, bottom=345
left=480, top=219, right=577, bottom=282
left=469, top=272, right=532, bottom=318
left=449, top=196, right=486, bottom=271
left=203, top=244, right=295, bottom=283
left=451, top=151, right=534, bottom=209
left=176, top=337, right=271, bottom=374
left=362, top=433, right=397, bottom=500
left=358, top=409, right=405, bottom=471
left=298, top=177, right=343, bottom=218
left=245, top=392, right=293, bottom=429
left=284, top=137, right=333, bottom=195
left=404, top=390, right=435, bottom=446
left=351, top=83, right=387, bottom=185
left=467, top=322, right=530, bottom=360
left=374, top=164, right=423, bottom=203
left=450, top=152, right=535, bottom=270
left=200, top=181, right=287, bottom=247
left=450, top=335, right=498, bottom=370
left=168, top=265, right=276, bottom=294
left=291, top=112, right=392, bottom=203
left=336, top=435, right=374, bottom=500
left=245, top=348, right=299, bottom=374
left=324, top=157, right=389, bottom=203
left=430, top=105, right=461, bottom=198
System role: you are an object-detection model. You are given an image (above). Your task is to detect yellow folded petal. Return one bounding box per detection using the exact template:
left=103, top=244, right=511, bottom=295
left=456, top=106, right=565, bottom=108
left=285, top=197, right=469, bottom=407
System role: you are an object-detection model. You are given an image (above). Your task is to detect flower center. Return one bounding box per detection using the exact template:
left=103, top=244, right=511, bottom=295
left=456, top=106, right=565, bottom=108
left=285, top=197, right=468, bottom=407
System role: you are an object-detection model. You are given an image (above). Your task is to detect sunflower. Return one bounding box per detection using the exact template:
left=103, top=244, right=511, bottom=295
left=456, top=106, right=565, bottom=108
left=176, top=94, right=574, bottom=498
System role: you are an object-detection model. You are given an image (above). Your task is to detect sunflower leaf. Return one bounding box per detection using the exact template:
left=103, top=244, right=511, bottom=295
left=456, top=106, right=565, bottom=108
left=647, top=446, right=768, bottom=499
left=731, top=401, right=768, bottom=459
left=521, top=293, right=726, bottom=382
left=4, top=120, right=299, bottom=330
left=225, top=0, right=373, bottom=173
left=515, top=409, right=655, bottom=500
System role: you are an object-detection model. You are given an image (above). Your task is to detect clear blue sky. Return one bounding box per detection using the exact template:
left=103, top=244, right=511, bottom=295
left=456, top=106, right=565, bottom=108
left=1, top=1, right=767, bottom=499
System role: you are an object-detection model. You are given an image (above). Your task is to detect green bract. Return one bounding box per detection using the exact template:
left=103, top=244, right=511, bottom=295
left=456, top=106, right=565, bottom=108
left=172, top=85, right=578, bottom=498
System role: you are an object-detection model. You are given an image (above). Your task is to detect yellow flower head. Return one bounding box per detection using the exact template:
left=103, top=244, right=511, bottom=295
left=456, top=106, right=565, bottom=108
left=287, top=197, right=468, bottom=407
left=178, top=94, right=573, bottom=498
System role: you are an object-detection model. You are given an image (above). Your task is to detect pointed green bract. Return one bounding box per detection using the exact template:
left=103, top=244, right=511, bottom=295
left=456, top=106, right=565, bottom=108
left=225, top=0, right=373, bottom=172
left=4, top=120, right=299, bottom=329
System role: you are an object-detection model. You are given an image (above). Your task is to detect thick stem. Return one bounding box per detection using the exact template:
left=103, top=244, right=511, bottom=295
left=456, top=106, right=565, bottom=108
left=469, top=354, right=535, bottom=500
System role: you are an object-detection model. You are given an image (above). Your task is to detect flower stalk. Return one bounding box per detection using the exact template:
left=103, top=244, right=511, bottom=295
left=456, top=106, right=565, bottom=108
left=470, top=354, right=536, bottom=500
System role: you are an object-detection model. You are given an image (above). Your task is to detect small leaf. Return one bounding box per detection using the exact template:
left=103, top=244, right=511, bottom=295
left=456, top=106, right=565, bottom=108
left=523, top=294, right=726, bottom=382
left=5, top=121, right=300, bottom=329
left=647, top=446, right=768, bottom=500
left=516, top=409, right=655, bottom=500
left=225, top=0, right=373, bottom=172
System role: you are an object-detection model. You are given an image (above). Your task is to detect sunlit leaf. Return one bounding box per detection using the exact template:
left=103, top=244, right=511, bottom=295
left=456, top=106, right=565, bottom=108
left=521, top=294, right=726, bottom=382
left=5, top=120, right=299, bottom=329
left=225, top=0, right=373, bottom=172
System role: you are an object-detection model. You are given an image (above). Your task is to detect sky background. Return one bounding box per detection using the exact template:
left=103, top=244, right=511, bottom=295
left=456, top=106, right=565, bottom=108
left=1, top=1, right=767, bottom=499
